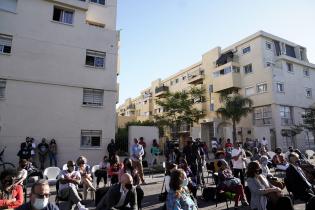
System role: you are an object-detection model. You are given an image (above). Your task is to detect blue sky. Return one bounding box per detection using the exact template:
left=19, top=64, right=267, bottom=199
left=116, top=0, right=315, bottom=105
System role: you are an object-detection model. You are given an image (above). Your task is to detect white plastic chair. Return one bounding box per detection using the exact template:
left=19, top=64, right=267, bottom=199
left=91, top=165, right=100, bottom=187
left=43, top=167, right=61, bottom=185
left=62, top=164, right=68, bottom=170
left=305, top=150, right=315, bottom=159
left=267, top=151, right=276, bottom=160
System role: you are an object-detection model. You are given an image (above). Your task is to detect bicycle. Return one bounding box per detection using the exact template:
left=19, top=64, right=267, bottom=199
left=0, top=146, right=15, bottom=171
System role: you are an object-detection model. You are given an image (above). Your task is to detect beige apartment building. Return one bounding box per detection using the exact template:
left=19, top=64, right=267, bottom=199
left=0, top=0, right=119, bottom=166
left=118, top=31, right=315, bottom=151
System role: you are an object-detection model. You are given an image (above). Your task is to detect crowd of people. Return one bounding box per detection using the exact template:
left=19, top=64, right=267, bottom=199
left=17, top=137, right=58, bottom=170
left=1, top=135, right=315, bottom=210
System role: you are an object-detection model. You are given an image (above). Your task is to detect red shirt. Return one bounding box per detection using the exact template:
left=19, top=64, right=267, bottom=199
left=225, top=143, right=233, bottom=148
left=0, top=185, right=24, bottom=209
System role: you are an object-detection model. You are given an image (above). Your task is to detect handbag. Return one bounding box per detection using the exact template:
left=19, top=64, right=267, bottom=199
left=158, top=177, right=167, bottom=202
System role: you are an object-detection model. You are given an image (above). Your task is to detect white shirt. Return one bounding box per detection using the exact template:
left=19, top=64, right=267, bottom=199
left=260, top=138, right=268, bottom=146
left=211, top=140, right=218, bottom=149
left=115, top=185, right=129, bottom=208
left=58, top=170, right=81, bottom=191
left=165, top=175, right=171, bottom=192
left=231, top=148, right=246, bottom=169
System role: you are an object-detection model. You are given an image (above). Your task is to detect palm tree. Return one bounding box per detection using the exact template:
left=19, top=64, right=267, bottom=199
left=216, top=93, right=253, bottom=143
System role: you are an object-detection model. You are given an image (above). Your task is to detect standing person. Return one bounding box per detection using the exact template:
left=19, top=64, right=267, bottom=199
left=0, top=169, right=24, bottom=209
left=48, top=139, right=57, bottom=167
left=139, top=137, right=146, bottom=159
left=166, top=169, right=198, bottom=210
left=131, top=138, right=146, bottom=185
left=17, top=142, right=31, bottom=161
left=107, top=139, right=117, bottom=163
left=211, top=137, right=218, bottom=154
left=17, top=179, right=59, bottom=210
left=260, top=137, right=268, bottom=151
left=30, top=138, right=37, bottom=165
left=58, top=161, right=87, bottom=210
left=231, top=142, right=247, bottom=186
left=202, top=142, right=210, bottom=161
left=95, top=156, right=109, bottom=188
left=37, top=138, right=49, bottom=170
left=150, top=139, right=160, bottom=166
left=182, top=139, right=201, bottom=185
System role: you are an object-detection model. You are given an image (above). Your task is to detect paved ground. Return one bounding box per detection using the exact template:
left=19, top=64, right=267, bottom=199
left=25, top=171, right=307, bottom=210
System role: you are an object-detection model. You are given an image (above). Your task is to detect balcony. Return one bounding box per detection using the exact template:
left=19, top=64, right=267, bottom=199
left=187, top=69, right=205, bottom=84
left=155, top=86, right=169, bottom=97
left=47, top=0, right=88, bottom=10
left=216, top=51, right=239, bottom=67
left=127, top=104, right=135, bottom=110
left=213, top=62, right=241, bottom=92
left=170, top=124, right=190, bottom=134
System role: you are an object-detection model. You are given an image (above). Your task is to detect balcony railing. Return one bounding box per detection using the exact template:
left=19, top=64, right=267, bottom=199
left=187, top=69, right=205, bottom=84
left=127, top=104, right=135, bottom=110
left=155, top=86, right=169, bottom=97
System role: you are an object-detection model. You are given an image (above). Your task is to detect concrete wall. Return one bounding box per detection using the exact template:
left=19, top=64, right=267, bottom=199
left=0, top=0, right=118, bottom=167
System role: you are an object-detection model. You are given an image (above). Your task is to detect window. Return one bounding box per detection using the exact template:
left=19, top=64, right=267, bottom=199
left=243, top=64, right=253, bottom=74
left=286, top=62, right=293, bottom=73
left=0, top=79, right=6, bottom=98
left=257, top=83, right=267, bottom=93
left=83, top=88, right=104, bottom=106
left=182, top=76, right=186, bottom=80
left=266, top=62, right=272, bottom=67
left=170, top=81, right=173, bottom=86
left=306, top=88, right=312, bottom=98
left=209, top=84, right=213, bottom=93
left=254, top=106, right=272, bottom=126
left=175, top=78, right=179, bottom=84
left=210, top=103, right=215, bottom=111
left=0, top=34, right=12, bottom=54
left=245, top=86, right=255, bottom=96
left=276, top=83, right=284, bottom=93
left=90, top=0, right=105, bottom=5
left=53, top=7, right=74, bottom=24
left=303, top=68, right=310, bottom=77
left=280, top=106, right=292, bottom=125
left=81, top=130, right=102, bottom=148
left=0, top=0, right=17, bottom=13
left=242, top=46, right=251, bottom=54
left=285, top=44, right=296, bottom=58
left=85, top=50, right=105, bottom=68
left=266, top=42, right=272, bottom=50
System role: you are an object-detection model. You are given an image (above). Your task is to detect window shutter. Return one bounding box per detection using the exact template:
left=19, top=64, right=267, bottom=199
left=83, top=89, right=94, bottom=104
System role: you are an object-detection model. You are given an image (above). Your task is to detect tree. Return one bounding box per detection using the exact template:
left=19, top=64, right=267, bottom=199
left=154, top=86, right=205, bottom=140
left=301, top=107, right=315, bottom=144
left=216, top=93, right=253, bottom=143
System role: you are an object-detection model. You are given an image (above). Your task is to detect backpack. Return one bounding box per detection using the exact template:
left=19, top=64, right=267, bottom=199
left=202, top=187, right=216, bottom=201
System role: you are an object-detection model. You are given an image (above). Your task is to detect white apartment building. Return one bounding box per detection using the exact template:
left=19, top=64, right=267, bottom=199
left=0, top=0, right=119, bottom=166
left=118, top=31, right=315, bottom=151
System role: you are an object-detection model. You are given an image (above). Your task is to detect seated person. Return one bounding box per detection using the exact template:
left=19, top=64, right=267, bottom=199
left=179, top=159, right=198, bottom=198
left=251, top=147, right=261, bottom=162
left=217, top=160, right=249, bottom=209
left=272, top=148, right=289, bottom=170
left=96, top=173, right=137, bottom=210
left=58, top=160, right=87, bottom=210
left=206, top=151, right=225, bottom=173
left=286, top=152, right=315, bottom=202
left=260, top=156, right=284, bottom=189
left=0, top=169, right=24, bottom=209
left=166, top=169, right=197, bottom=210
left=119, top=158, right=140, bottom=186
left=285, top=146, right=294, bottom=160
left=76, top=156, right=96, bottom=200
left=165, top=163, right=177, bottom=193
left=15, top=159, right=28, bottom=186
left=24, top=160, right=43, bottom=179
left=247, top=161, right=293, bottom=210
left=17, top=179, right=59, bottom=210
left=95, top=155, right=109, bottom=188
left=294, top=149, right=315, bottom=183
left=109, top=155, right=123, bottom=185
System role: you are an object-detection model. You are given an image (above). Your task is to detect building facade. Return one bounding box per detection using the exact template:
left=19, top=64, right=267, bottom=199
left=117, top=31, right=315, bottom=151
left=0, top=0, right=119, bottom=166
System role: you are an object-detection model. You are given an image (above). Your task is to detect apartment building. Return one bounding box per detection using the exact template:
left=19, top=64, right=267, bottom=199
left=117, top=31, right=315, bottom=151
left=0, top=0, right=119, bottom=166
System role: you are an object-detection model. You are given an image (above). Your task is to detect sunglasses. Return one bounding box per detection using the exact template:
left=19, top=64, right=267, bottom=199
left=34, top=192, right=50, bottom=198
